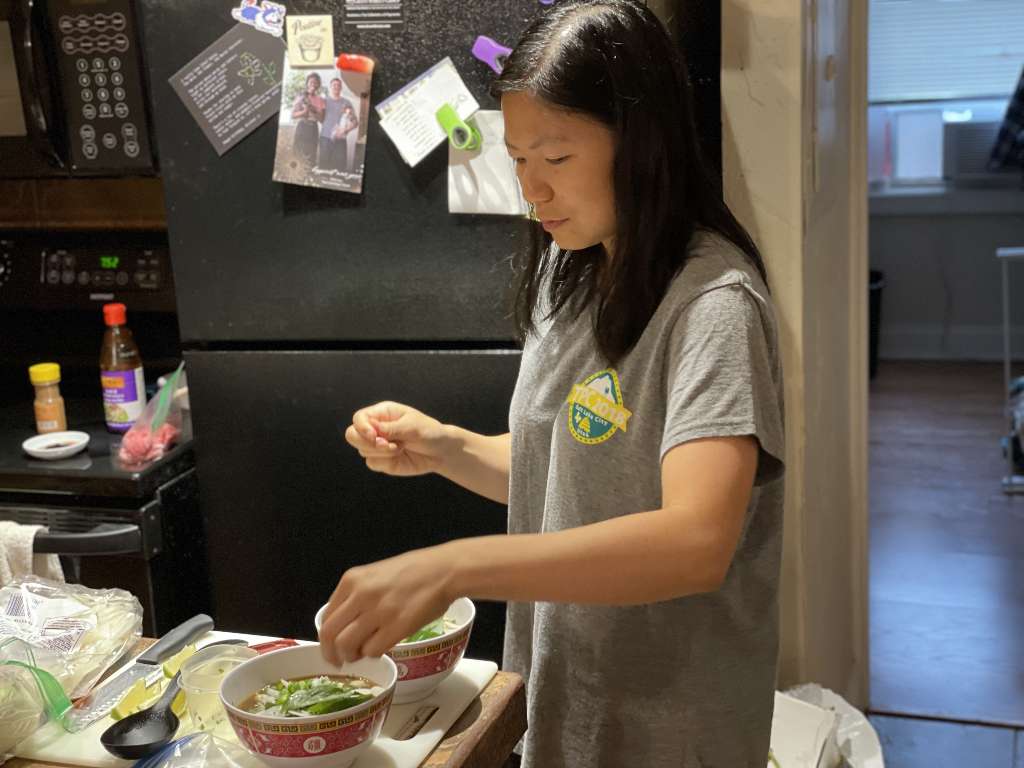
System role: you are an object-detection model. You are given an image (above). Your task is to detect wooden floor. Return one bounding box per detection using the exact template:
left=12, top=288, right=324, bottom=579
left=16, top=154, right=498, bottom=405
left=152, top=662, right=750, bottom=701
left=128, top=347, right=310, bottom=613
left=869, top=361, right=1024, bottom=766
left=869, top=714, right=1024, bottom=768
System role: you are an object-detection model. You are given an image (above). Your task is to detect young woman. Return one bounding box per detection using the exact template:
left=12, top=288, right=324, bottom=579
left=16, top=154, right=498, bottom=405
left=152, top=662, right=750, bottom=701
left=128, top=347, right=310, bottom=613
left=318, top=2, right=785, bottom=765
left=290, top=72, right=324, bottom=167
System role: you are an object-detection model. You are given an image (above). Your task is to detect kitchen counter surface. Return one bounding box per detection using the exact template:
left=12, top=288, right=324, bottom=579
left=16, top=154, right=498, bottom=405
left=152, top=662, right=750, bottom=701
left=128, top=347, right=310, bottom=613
left=6, top=637, right=526, bottom=768
left=0, top=403, right=194, bottom=498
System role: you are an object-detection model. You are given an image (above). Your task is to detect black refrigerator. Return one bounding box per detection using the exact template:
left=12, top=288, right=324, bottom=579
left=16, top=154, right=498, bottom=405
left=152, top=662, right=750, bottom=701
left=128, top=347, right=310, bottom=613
left=136, top=0, right=721, bottom=664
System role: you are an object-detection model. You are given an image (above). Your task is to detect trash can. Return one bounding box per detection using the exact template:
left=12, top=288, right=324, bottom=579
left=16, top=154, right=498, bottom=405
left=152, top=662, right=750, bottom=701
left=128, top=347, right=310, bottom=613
left=869, top=270, right=884, bottom=379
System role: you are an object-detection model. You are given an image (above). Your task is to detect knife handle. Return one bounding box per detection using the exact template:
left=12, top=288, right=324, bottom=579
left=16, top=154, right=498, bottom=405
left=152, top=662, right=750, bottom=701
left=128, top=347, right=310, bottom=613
left=138, top=614, right=214, bottom=664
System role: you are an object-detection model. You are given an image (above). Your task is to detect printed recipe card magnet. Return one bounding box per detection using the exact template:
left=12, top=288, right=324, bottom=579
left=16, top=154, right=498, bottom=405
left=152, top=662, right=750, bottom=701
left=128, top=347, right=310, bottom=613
left=376, top=57, right=478, bottom=167
left=168, top=23, right=284, bottom=155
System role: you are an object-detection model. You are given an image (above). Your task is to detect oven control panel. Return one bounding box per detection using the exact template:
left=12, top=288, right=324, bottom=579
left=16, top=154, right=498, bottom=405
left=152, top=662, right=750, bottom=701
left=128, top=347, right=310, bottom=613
left=0, top=232, right=176, bottom=312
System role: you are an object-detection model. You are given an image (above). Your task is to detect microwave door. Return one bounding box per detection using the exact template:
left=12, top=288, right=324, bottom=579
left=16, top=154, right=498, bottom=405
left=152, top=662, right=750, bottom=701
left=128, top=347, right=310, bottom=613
left=0, top=0, right=155, bottom=178
left=0, top=0, right=66, bottom=177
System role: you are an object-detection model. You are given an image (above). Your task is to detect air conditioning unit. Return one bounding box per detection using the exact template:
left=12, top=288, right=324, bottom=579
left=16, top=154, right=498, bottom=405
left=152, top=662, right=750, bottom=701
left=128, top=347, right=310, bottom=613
left=943, top=121, right=1021, bottom=187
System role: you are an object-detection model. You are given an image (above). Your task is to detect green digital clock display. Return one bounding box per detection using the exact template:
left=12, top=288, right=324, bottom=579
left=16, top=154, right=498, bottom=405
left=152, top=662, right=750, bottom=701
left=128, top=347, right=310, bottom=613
left=100, top=255, right=120, bottom=269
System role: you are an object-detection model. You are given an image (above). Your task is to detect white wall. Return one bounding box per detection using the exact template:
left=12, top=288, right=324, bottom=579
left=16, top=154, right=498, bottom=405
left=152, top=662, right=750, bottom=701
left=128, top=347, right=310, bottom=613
left=723, top=0, right=869, bottom=706
left=870, top=194, right=1024, bottom=361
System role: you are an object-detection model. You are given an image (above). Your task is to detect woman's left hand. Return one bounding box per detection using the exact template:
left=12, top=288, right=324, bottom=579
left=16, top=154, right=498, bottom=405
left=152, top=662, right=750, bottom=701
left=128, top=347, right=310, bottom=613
left=318, top=544, right=457, bottom=666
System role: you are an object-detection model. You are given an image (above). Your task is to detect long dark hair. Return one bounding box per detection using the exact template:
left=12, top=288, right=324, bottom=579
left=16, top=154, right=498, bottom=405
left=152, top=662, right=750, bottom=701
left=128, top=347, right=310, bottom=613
left=492, top=0, right=768, bottom=364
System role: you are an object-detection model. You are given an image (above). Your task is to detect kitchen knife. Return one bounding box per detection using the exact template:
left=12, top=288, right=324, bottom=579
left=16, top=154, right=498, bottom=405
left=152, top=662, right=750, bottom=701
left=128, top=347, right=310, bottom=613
left=64, top=613, right=214, bottom=732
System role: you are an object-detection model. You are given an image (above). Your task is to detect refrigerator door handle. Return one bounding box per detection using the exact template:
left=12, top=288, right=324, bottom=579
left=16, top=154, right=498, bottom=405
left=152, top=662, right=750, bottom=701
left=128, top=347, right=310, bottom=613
left=33, top=523, right=142, bottom=555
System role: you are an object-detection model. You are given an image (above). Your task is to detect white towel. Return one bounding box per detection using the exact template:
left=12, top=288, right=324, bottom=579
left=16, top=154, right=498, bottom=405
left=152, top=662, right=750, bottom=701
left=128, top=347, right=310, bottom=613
left=0, top=521, right=65, bottom=588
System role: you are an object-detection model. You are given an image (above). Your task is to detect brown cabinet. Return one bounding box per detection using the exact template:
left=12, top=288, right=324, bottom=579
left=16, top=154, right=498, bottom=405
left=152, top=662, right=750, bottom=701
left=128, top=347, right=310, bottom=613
left=0, top=178, right=166, bottom=230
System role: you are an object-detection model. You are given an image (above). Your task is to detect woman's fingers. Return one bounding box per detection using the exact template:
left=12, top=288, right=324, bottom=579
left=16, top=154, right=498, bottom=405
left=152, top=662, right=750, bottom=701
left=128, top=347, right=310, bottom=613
left=351, top=409, right=380, bottom=443
left=318, top=548, right=454, bottom=668
left=319, top=597, right=361, bottom=665
left=351, top=402, right=408, bottom=445
left=345, top=439, right=406, bottom=473
left=329, top=611, right=379, bottom=664
left=359, top=625, right=401, bottom=660
left=368, top=418, right=400, bottom=450
left=352, top=402, right=395, bottom=441
left=344, top=423, right=373, bottom=448
left=357, top=448, right=399, bottom=461
left=346, top=424, right=399, bottom=452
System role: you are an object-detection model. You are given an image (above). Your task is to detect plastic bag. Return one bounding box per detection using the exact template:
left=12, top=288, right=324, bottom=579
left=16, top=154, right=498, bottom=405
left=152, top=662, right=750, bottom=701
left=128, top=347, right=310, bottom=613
left=0, top=663, right=46, bottom=758
left=119, top=364, right=187, bottom=467
left=0, top=577, right=142, bottom=700
left=133, top=733, right=263, bottom=768
left=784, top=684, right=884, bottom=768
left=0, top=650, right=73, bottom=760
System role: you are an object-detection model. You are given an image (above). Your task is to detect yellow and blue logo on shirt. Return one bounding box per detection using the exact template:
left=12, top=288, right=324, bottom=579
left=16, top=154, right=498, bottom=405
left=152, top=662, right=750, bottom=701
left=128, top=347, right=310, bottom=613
left=566, top=368, right=633, bottom=445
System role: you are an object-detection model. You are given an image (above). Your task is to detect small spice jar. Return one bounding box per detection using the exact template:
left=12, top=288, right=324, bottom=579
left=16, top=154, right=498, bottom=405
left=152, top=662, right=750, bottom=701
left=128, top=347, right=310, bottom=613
left=29, top=363, right=67, bottom=434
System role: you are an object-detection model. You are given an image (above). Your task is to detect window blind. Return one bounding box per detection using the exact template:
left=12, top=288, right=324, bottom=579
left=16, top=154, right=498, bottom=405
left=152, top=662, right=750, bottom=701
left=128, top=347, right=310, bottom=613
left=869, top=0, right=1024, bottom=103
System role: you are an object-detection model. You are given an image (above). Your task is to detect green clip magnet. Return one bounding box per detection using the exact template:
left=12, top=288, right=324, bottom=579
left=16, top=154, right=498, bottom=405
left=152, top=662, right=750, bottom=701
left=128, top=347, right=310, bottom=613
left=436, top=103, right=481, bottom=151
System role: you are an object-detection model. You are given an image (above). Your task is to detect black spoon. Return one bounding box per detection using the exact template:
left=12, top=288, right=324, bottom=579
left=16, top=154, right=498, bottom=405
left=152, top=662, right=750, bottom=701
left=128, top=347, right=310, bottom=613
left=99, top=639, right=250, bottom=759
left=100, top=670, right=182, bottom=759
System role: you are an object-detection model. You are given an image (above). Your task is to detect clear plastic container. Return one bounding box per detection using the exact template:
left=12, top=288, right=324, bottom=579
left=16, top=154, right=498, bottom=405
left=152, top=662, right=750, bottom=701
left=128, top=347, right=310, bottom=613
left=179, top=644, right=256, bottom=737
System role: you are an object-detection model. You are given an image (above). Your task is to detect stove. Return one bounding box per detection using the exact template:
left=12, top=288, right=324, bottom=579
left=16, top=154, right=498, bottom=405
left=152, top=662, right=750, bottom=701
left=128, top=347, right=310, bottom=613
left=0, top=399, right=211, bottom=636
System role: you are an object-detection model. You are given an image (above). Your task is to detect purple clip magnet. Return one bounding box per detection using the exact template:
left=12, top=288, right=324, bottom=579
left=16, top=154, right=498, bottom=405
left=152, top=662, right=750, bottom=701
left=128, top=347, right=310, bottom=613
left=472, top=35, right=512, bottom=75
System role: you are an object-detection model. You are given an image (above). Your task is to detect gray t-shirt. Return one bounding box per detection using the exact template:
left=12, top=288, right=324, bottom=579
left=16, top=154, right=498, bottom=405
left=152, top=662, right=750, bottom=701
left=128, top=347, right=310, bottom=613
left=505, top=231, right=785, bottom=768
left=321, top=95, right=355, bottom=139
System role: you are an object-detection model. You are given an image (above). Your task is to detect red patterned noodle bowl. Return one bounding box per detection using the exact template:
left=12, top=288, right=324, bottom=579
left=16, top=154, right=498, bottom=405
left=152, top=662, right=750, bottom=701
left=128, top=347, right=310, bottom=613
left=220, top=644, right=397, bottom=768
left=316, top=597, right=476, bottom=704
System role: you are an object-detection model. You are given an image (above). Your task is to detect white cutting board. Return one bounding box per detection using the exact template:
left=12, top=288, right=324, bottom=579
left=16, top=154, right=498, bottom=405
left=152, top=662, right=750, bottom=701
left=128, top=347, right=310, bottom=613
left=14, top=631, right=498, bottom=768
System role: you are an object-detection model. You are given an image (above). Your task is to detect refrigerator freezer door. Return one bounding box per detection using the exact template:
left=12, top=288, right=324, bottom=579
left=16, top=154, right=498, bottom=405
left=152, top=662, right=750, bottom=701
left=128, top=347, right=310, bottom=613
left=138, top=0, right=538, bottom=344
left=185, top=349, right=520, bottom=664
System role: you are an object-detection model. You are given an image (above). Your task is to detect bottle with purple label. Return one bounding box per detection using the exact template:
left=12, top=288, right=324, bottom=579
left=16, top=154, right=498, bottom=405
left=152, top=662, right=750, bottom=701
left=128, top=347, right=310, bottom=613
left=100, top=302, right=146, bottom=433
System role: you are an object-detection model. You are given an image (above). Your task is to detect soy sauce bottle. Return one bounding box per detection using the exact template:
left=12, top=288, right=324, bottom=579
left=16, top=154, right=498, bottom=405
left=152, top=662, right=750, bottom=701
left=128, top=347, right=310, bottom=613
left=100, top=302, right=146, bottom=433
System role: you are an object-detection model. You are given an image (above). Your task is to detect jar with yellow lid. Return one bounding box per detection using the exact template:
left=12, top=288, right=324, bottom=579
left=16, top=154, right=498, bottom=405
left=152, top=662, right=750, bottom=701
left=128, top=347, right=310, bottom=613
left=29, top=363, right=67, bottom=434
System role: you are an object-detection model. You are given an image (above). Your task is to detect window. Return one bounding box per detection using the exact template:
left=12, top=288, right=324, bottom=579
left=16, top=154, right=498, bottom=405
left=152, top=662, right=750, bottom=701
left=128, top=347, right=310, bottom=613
left=870, top=0, right=1024, bottom=104
left=868, top=0, right=1024, bottom=185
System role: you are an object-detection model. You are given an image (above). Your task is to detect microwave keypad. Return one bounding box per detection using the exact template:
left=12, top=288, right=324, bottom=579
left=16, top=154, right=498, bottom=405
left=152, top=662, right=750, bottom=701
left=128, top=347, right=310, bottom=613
left=52, top=1, right=152, bottom=173
left=58, top=12, right=129, bottom=54
left=71, top=57, right=140, bottom=161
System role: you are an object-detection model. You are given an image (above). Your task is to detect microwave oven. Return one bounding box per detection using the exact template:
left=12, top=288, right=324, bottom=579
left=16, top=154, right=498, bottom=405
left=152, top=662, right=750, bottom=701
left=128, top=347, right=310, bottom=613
left=0, top=0, right=154, bottom=178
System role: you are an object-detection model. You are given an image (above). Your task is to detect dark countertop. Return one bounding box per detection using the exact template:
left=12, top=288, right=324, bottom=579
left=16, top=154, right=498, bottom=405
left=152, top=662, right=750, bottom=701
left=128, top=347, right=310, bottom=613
left=0, top=396, right=194, bottom=500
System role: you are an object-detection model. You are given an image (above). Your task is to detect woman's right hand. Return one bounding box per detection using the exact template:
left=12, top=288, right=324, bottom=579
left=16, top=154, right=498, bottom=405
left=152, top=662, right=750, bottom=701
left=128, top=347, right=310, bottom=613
left=344, top=402, right=450, bottom=477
